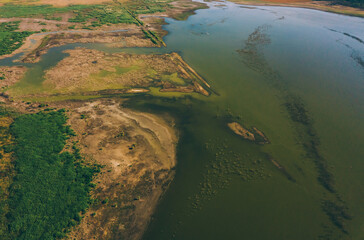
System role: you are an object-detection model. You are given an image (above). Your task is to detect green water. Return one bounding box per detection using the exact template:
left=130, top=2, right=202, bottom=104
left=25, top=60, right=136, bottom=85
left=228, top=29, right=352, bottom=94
left=0, top=1, right=363, bottom=239
left=139, top=2, right=364, bottom=239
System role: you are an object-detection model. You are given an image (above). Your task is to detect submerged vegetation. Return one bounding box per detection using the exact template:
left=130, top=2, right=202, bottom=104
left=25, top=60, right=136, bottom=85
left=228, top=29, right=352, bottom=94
left=190, top=137, right=268, bottom=212
left=284, top=95, right=335, bottom=193
left=3, top=110, right=99, bottom=239
left=237, top=23, right=353, bottom=236
left=322, top=200, right=352, bottom=234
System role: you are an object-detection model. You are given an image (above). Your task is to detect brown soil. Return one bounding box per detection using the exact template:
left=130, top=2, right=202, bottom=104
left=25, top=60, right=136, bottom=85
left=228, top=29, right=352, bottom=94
left=45, top=99, right=178, bottom=240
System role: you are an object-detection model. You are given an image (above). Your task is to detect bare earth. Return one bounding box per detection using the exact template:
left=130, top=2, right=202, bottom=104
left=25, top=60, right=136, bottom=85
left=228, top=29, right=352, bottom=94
left=56, top=99, right=177, bottom=240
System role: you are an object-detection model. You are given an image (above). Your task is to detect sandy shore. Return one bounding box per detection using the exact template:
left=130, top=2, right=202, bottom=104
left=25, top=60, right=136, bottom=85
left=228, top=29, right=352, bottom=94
left=58, top=99, right=178, bottom=240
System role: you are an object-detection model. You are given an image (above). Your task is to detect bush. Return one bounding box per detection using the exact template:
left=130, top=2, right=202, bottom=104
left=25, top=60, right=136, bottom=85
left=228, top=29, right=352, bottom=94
left=6, top=110, right=98, bottom=239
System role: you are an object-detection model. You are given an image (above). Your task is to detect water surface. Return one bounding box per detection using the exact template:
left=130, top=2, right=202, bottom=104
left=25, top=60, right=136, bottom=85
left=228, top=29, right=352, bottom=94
left=141, top=1, right=364, bottom=239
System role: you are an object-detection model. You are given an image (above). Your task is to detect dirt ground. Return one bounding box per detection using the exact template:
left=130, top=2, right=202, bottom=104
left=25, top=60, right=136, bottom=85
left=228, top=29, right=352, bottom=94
left=54, top=99, right=177, bottom=240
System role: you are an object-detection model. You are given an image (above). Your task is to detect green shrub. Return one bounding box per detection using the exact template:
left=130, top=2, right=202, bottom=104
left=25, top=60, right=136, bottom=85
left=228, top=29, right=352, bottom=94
left=6, top=110, right=98, bottom=240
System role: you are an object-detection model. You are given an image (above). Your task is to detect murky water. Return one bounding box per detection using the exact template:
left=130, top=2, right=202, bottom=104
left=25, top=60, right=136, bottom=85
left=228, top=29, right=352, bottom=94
left=141, top=2, right=364, bottom=239
left=0, top=1, right=363, bottom=239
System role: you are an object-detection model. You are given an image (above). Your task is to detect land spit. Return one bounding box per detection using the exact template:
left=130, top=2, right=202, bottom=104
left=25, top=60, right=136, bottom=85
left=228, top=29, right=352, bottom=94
left=63, top=99, right=177, bottom=240
left=6, top=48, right=211, bottom=99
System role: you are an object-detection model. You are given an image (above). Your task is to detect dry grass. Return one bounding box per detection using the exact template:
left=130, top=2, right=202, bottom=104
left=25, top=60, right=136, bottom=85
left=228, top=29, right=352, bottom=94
left=39, top=48, right=209, bottom=96
left=0, top=66, right=27, bottom=92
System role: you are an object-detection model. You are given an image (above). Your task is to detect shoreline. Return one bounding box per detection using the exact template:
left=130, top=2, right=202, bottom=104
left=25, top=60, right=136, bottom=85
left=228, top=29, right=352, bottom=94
left=226, top=0, right=364, bottom=18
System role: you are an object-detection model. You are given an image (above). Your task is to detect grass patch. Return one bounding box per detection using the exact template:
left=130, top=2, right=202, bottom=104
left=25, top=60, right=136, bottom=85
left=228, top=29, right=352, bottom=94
left=115, top=65, right=140, bottom=74
left=68, top=5, right=136, bottom=25
left=0, top=4, right=90, bottom=18
left=0, top=4, right=137, bottom=30
left=161, top=72, right=186, bottom=85
left=125, top=0, right=172, bottom=15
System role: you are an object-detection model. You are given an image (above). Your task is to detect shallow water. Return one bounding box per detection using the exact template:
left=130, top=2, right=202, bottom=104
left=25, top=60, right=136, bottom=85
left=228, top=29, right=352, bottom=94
left=0, top=1, right=363, bottom=239
left=140, top=2, right=364, bottom=239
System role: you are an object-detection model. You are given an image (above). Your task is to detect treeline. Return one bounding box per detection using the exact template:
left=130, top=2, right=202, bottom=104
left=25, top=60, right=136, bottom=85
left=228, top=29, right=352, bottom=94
left=316, top=0, right=364, bottom=8
left=3, top=110, right=99, bottom=239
